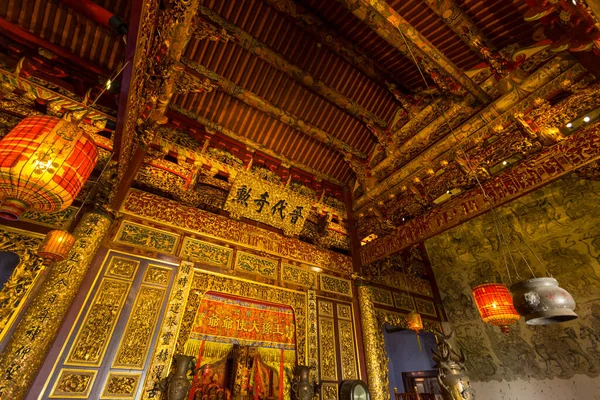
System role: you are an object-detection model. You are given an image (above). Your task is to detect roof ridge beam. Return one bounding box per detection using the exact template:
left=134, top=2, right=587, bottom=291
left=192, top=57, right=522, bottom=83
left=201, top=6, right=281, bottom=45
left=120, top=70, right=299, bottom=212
left=181, top=58, right=367, bottom=159
left=336, top=0, right=490, bottom=104
left=195, top=4, right=389, bottom=132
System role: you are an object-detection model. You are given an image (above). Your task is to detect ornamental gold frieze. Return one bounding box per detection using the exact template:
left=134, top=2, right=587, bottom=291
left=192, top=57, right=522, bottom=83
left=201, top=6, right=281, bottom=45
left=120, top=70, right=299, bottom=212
left=318, top=316, right=338, bottom=381
left=361, top=118, right=600, bottom=265
left=114, top=220, right=181, bottom=255
left=0, top=227, right=45, bottom=342
left=225, top=170, right=312, bottom=236
left=122, top=189, right=352, bottom=274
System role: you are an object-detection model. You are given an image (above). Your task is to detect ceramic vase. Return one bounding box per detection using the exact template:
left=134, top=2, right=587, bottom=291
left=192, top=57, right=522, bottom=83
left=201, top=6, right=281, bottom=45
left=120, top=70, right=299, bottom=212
left=291, top=365, right=314, bottom=400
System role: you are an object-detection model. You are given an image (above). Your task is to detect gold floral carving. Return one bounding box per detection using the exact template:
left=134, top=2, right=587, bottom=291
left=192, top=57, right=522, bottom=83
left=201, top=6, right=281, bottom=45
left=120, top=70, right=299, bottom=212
left=21, top=206, right=77, bottom=229
left=234, top=250, right=278, bottom=278
left=322, top=383, right=338, bottom=400
left=318, top=316, right=338, bottom=381
left=339, top=319, right=358, bottom=380
left=101, top=372, right=141, bottom=399
left=143, top=265, right=172, bottom=286
left=114, top=220, right=180, bottom=255
left=320, top=274, right=353, bottom=297
left=50, top=369, right=96, bottom=398
left=370, top=287, right=394, bottom=306
left=224, top=171, right=312, bottom=236
left=318, top=300, right=334, bottom=317
left=0, top=211, right=112, bottom=400
left=122, top=189, right=352, bottom=274
left=415, top=298, right=437, bottom=317
left=180, top=237, right=233, bottom=269
left=393, top=292, right=415, bottom=311
left=0, top=228, right=45, bottom=343
left=66, top=278, right=131, bottom=366
left=336, top=304, right=352, bottom=320
left=114, top=285, right=166, bottom=368
left=281, top=263, right=317, bottom=288
left=307, top=290, right=319, bottom=384
left=141, top=261, right=194, bottom=399
left=106, top=257, right=140, bottom=280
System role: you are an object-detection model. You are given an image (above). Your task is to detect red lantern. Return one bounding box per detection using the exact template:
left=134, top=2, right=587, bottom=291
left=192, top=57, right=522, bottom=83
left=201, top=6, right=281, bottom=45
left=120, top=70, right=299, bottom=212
left=0, top=116, right=98, bottom=220
left=38, top=230, right=76, bottom=265
left=472, top=283, right=520, bottom=333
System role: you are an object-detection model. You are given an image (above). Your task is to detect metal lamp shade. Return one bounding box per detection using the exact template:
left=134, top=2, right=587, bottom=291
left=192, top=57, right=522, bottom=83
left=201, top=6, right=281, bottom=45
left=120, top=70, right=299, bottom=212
left=472, top=283, right=520, bottom=333
left=510, top=277, right=578, bottom=325
left=38, top=230, right=76, bottom=265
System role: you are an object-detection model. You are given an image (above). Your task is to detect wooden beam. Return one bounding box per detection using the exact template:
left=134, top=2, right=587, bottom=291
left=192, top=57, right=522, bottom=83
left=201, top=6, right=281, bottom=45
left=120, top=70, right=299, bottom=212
left=168, top=105, right=349, bottom=187
left=262, top=0, right=409, bottom=93
left=181, top=59, right=367, bottom=159
left=195, top=4, right=389, bottom=130
left=335, top=0, right=490, bottom=104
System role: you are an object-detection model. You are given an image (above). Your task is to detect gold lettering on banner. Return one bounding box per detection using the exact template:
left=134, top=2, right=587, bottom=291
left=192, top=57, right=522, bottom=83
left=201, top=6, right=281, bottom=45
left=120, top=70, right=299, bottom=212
left=141, top=261, right=194, bottom=399
left=114, top=285, right=166, bottom=368
left=66, top=278, right=131, bottom=366
left=143, top=265, right=172, bottom=286
left=106, top=257, right=140, bottom=280
left=101, top=372, right=141, bottom=399
left=339, top=319, right=358, bottom=380
left=225, top=170, right=311, bottom=236
left=322, top=383, right=338, bottom=400
left=318, top=316, right=338, bottom=381
left=49, top=369, right=96, bottom=398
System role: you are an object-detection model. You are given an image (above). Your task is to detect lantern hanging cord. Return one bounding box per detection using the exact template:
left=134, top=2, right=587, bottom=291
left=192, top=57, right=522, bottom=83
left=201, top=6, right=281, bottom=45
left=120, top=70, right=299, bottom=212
left=72, top=152, right=115, bottom=223
left=396, top=28, right=547, bottom=281
left=399, top=257, right=416, bottom=312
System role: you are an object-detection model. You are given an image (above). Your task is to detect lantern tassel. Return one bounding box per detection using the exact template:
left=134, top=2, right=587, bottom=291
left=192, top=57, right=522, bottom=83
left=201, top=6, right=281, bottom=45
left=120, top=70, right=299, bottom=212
left=416, top=332, right=422, bottom=353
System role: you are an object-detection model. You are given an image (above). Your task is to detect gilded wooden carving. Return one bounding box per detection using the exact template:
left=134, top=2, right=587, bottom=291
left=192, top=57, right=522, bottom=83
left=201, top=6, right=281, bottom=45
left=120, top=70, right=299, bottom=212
left=322, top=383, right=338, bottom=400
left=66, top=278, right=131, bottom=366
left=21, top=206, right=76, bottom=229
left=318, top=300, right=334, bottom=317
left=101, top=372, right=141, bottom=399
left=143, top=265, right=172, bottom=286
left=234, top=250, right=278, bottom=278
left=339, top=319, right=358, bottom=380
left=415, top=298, right=437, bottom=317
left=106, top=257, right=140, bottom=280
left=114, top=220, right=180, bottom=255
left=320, top=274, right=353, bottom=297
left=114, top=285, right=166, bottom=368
left=49, top=369, right=97, bottom=398
left=180, top=237, right=233, bottom=269
left=307, top=290, right=319, bottom=384
left=393, top=292, right=415, bottom=311
left=318, top=316, right=338, bottom=381
left=281, top=263, right=317, bottom=288
left=370, top=287, right=394, bottom=306
left=336, top=304, right=352, bottom=321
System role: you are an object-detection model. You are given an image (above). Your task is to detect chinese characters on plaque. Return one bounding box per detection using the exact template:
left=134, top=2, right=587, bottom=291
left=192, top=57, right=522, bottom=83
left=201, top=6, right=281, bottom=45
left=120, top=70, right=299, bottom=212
left=224, top=171, right=312, bottom=235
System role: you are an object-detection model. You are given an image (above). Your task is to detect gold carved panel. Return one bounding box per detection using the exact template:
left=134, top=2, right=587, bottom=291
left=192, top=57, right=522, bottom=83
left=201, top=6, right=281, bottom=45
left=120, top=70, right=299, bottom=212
left=318, top=316, right=338, bottom=381
left=339, top=319, right=358, bottom=380
left=49, top=369, right=96, bottom=398
left=143, top=265, right=172, bottom=287
left=66, top=278, right=131, bottom=366
left=106, top=257, right=140, bottom=280
left=320, top=274, right=352, bottom=297
left=336, top=304, right=352, bottom=320
left=101, top=372, right=141, bottom=399
left=179, top=237, right=233, bottom=269
left=281, top=263, right=317, bottom=288
left=371, top=287, right=394, bottom=306
left=113, top=285, right=166, bottom=369
left=234, top=250, right=278, bottom=278
left=393, top=292, right=415, bottom=311
left=115, top=220, right=180, bottom=254
left=322, top=382, right=338, bottom=400
left=21, top=206, right=76, bottom=229
left=318, top=300, right=334, bottom=317
left=415, top=298, right=437, bottom=317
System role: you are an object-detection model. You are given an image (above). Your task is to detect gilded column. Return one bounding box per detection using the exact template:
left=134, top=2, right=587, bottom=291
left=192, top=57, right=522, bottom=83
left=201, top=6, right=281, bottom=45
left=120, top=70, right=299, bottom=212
left=357, top=283, right=390, bottom=400
left=0, top=210, right=113, bottom=399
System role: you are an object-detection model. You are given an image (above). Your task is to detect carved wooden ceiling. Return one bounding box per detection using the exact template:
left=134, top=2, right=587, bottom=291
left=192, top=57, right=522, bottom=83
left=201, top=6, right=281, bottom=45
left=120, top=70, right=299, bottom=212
left=2, top=0, right=600, bottom=259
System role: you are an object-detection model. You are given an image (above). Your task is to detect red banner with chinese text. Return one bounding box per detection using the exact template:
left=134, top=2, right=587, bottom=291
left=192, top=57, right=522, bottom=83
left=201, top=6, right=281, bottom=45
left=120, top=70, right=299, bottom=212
left=187, top=292, right=296, bottom=350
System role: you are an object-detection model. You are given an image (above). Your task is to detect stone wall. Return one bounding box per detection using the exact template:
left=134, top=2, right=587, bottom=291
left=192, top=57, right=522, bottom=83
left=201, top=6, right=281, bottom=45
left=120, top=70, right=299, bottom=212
left=425, top=173, right=600, bottom=400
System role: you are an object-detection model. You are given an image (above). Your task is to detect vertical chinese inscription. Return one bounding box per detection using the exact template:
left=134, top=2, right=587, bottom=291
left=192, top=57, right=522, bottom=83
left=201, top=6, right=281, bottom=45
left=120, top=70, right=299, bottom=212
left=113, top=285, right=166, bottom=368
left=307, top=290, right=319, bottom=384
left=66, top=278, right=131, bottom=366
left=318, top=316, right=338, bottom=381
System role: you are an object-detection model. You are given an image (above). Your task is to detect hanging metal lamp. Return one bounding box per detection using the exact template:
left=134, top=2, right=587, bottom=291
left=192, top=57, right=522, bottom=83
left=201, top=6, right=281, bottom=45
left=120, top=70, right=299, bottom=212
left=510, top=277, right=578, bottom=325
left=472, top=283, right=520, bottom=333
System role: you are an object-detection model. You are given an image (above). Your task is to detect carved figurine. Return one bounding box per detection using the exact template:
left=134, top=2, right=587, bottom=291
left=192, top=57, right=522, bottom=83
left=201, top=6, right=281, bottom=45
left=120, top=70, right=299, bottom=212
left=291, top=365, right=314, bottom=400
left=432, top=330, right=475, bottom=400
left=154, top=354, right=197, bottom=400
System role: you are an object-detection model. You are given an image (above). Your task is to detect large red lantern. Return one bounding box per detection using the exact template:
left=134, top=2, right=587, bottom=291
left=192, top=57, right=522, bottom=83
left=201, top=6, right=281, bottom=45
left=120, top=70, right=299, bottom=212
left=0, top=116, right=97, bottom=220
left=472, top=283, right=520, bottom=333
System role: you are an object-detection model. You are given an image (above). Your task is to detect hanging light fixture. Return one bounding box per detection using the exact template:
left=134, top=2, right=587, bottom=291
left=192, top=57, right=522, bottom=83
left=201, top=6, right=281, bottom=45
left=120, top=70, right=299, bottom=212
left=37, top=229, right=76, bottom=265
left=0, top=115, right=98, bottom=220
left=472, top=283, right=520, bottom=333
left=510, top=277, right=577, bottom=325
left=407, top=310, right=424, bottom=333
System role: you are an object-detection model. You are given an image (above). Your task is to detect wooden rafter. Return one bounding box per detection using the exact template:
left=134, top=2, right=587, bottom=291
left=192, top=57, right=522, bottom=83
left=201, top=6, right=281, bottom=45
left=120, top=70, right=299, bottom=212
left=181, top=59, right=367, bottom=159
left=335, top=0, right=490, bottom=104
left=195, top=4, right=389, bottom=133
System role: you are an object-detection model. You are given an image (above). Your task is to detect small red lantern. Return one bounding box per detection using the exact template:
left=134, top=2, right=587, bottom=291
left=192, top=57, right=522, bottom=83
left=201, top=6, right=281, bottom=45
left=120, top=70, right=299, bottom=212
left=0, top=116, right=98, bottom=220
left=472, top=283, right=520, bottom=333
left=38, top=230, right=76, bottom=265
left=407, top=311, right=423, bottom=333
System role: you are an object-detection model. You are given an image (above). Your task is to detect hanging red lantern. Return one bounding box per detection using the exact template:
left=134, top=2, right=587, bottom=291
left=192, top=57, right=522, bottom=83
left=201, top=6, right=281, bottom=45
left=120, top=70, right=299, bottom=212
left=472, top=283, right=520, bottom=333
left=37, top=230, right=76, bottom=265
left=0, top=116, right=98, bottom=220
